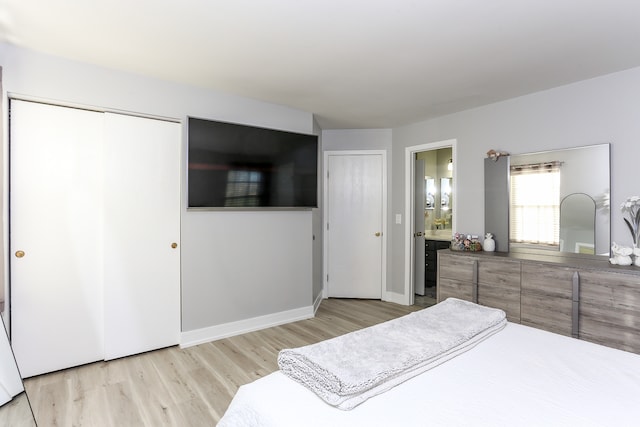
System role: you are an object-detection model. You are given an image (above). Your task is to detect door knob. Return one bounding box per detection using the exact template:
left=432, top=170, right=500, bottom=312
left=415, top=231, right=423, bottom=237
left=375, top=232, right=381, bottom=237
left=15, top=250, right=25, bottom=258
left=171, top=243, right=178, bottom=249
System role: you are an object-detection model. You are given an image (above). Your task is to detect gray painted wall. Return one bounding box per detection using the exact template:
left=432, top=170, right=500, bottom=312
left=391, top=66, right=640, bottom=294
left=0, top=43, right=316, bottom=333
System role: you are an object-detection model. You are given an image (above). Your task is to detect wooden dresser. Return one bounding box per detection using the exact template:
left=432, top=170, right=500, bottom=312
left=437, top=249, right=640, bottom=354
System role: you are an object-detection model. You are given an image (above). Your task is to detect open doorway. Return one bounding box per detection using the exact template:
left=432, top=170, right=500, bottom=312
left=403, top=139, right=456, bottom=307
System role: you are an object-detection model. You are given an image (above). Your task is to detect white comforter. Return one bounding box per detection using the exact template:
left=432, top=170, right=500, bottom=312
left=277, top=298, right=506, bottom=409
left=219, top=322, right=640, bottom=427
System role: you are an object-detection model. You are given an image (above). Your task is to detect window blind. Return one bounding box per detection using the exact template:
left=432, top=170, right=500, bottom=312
left=510, top=162, right=561, bottom=246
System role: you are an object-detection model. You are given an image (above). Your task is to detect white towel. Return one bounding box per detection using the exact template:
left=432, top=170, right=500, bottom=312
left=278, top=298, right=506, bottom=410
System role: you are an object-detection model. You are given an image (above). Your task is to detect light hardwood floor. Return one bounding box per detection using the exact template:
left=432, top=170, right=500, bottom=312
left=24, top=299, right=423, bottom=426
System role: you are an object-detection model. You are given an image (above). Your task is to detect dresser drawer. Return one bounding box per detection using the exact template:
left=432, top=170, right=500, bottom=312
left=521, top=263, right=573, bottom=299
left=477, top=259, right=520, bottom=288
left=578, top=270, right=640, bottom=353
left=438, top=278, right=474, bottom=302
left=437, top=251, right=476, bottom=282
left=478, top=282, right=521, bottom=322
left=521, top=290, right=572, bottom=336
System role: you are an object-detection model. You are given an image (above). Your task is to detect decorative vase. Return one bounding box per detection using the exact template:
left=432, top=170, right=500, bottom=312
left=484, top=233, right=496, bottom=252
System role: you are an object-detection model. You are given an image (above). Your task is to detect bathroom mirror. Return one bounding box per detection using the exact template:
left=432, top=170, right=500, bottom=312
left=425, top=178, right=435, bottom=209
left=485, top=143, right=610, bottom=256
left=440, top=178, right=451, bottom=210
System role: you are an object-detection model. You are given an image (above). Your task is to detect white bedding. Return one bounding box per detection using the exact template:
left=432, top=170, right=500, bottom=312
left=219, top=323, right=640, bottom=427
left=278, top=298, right=506, bottom=409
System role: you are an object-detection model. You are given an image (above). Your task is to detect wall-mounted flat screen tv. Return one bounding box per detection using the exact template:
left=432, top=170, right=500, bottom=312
left=188, top=117, right=318, bottom=209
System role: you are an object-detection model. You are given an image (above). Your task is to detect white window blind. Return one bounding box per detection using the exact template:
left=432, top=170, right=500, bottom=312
left=225, top=170, right=264, bottom=206
left=510, top=162, right=561, bottom=246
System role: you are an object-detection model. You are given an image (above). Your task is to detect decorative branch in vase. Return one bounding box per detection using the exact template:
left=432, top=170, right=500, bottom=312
left=621, top=195, right=640, bottom=248
left=612, top=196, right=640, bottom=267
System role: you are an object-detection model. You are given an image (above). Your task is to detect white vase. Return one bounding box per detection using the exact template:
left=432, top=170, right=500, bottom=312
left=484, top=235, right=496, bottom=252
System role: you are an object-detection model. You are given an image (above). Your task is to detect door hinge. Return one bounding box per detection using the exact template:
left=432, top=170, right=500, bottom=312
left=327, top=223, right=329, bottom=230
left=326, top=274, right=329, bottom=282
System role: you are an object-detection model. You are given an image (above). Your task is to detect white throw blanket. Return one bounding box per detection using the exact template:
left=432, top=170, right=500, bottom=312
left=277, top=298, right=506, bottom=410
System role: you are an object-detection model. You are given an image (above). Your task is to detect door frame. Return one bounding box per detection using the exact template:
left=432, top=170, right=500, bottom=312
left=403, top=139, right=457, bottom=305
left=323, top=150, right=388, bottom=300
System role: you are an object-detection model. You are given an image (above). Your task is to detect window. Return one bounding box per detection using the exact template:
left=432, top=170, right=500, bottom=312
left=510, top=162, right=561, bottom=246
left=225, top=170, right=264, bottom=207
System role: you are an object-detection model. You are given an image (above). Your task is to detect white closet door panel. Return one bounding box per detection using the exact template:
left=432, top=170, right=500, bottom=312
left=103, top=113, right=180, bottom=360
left=10, top=100, right=104, bottom=377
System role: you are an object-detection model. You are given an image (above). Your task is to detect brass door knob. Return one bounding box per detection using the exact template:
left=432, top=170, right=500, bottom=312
left=375, top=232, right=381, bottom=237
left=171, top=243, right=178, bottom=249
left=15, top=250, right=25, bottom=258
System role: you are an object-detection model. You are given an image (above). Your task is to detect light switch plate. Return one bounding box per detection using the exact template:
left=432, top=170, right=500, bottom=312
left=395, top=214, right=402, bottom=224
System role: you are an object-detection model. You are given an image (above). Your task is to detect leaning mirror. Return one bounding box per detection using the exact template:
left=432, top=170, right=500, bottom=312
left=0, top=315, right=36, bottom=426
left=485, top=143, right=610, bottom=256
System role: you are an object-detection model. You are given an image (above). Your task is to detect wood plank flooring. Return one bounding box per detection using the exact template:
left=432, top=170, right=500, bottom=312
left=24, top=299, right=424, bottom=426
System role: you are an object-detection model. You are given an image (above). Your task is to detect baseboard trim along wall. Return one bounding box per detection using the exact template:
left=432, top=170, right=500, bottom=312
left=180, top=305, right=315, bottom=348
left=313, top=292, right=323, bottom=314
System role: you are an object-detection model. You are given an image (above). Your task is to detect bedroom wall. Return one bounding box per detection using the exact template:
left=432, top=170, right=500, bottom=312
left=390, top=66, right=640, bottom=294
left=0, top=43, right=317, bottom=339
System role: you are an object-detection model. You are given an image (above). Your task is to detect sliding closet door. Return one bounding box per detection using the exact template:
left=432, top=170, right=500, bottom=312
left=103, top=113, right=180, bottom=360
left=10, top=100, right=104, bottom=378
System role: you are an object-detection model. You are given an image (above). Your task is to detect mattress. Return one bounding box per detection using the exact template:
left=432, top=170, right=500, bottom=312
left=219, top=322, right=640, bottom=426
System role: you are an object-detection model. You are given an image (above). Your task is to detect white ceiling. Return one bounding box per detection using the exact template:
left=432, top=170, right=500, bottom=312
left=2, top=1, right=640, bottom=129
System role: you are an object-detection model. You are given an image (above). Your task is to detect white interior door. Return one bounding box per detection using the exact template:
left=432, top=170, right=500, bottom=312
left=103, top=113, right=180, bottom=360
left=10, top=100, right=104, bottom=378
left=326, top=153, right=383, bottom=299
left=414, top=159, right=426, bottom=296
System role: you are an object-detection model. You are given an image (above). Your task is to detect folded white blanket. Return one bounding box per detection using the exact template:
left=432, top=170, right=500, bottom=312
left=277, top=298, right=506, bottom=410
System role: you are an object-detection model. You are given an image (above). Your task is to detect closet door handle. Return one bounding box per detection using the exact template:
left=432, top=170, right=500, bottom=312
left=171, top=243, right=178, bottom=249
left=15, top=250, right=25, bottom=258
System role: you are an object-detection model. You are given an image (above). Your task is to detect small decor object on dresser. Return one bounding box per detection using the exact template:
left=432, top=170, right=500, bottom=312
left=609, top=242, right=633, bottom=266
left=451, top=232, right=483, bottom=251
left=483, top=233, right=496, bottom=252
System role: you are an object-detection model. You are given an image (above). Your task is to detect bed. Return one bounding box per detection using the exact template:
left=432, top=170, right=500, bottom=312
left=218, top=299, right=640, bottom=426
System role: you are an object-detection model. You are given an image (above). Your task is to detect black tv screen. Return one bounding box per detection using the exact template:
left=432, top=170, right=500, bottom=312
left=188, top=117, right=318, bottom=208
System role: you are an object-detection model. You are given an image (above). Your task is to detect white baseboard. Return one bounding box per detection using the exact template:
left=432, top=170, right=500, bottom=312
left=180, top=305, right=315, bottom=348
left=312, top=291, right=323, bottom=314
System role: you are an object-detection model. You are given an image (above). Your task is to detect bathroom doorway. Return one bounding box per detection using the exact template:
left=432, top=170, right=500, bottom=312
left=403, top=139, right=456, bottom=306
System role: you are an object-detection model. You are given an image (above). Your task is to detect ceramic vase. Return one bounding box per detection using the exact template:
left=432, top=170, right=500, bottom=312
left=484, top=233, right=496, bottom=252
